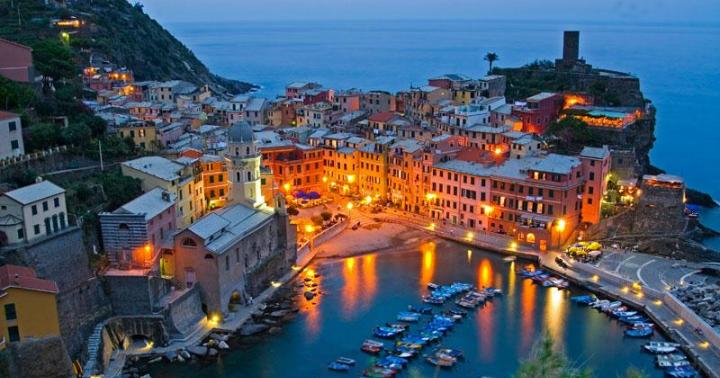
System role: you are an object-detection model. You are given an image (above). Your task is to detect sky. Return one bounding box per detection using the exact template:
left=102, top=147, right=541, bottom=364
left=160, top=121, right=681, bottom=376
left=136, top=0, right=720, bottom=24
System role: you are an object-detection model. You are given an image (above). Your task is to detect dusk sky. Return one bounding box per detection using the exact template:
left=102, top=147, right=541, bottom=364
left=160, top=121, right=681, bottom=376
left=137, top=0, right=720, bottom=24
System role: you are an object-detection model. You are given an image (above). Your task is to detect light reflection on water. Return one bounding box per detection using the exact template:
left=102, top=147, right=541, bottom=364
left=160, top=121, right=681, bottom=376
left=147, top=238, right=665, bottom=378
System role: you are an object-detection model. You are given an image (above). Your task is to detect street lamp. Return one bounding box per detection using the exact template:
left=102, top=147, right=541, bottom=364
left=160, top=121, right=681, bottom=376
left=346, top=202, right=353, bottom=219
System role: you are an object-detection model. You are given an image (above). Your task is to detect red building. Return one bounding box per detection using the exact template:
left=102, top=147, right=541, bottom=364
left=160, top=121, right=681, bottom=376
left=511, top=92, right=564, bottom=134
left=0, top=38, right=34, bottom=82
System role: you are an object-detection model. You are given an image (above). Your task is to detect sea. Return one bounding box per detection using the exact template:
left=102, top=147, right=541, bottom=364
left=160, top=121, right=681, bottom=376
left=165, top=19, right=720, bottom=248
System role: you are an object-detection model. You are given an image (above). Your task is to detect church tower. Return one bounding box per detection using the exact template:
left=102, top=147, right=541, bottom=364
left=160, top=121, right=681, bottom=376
left=224, top=121, right=264, bottom=208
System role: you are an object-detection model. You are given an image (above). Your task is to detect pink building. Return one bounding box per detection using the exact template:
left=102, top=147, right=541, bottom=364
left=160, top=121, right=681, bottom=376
left=0, top=38, right=34, bottom=82
left=429, top=148, right=594, bottom=249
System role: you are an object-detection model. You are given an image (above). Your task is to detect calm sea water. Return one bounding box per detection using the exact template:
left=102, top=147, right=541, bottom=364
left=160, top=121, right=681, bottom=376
left=148, top=239, right=666, bottom=378
left=166, top=20, right=720, bottom=244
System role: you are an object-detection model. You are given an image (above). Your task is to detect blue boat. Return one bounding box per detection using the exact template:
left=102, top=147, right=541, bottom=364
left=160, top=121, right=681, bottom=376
left=374, top=326, right=402, bottom=339
left=327, top=361, right=351, bottom=372
left=375, top=357, right=404, bottom=370
left=571, top=295, right=597, bottom=305
left=665, top=366, right=697, bottom=377
left=408, top=305, right=433, bottom=314
left=625, top=328, right=653, bottom=338
left=397, top=311, right=421, bottom=322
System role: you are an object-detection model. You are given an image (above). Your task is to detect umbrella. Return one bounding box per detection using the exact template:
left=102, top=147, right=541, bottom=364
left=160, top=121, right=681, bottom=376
left=307, top=191, right=321, bottom=199
left=587, top=242, right=602, bottom=251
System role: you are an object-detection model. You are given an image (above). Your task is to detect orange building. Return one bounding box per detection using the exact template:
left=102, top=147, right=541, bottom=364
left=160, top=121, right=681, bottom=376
left=179, top=149, right=229, bottom=210
left=260, top=144, right=325, bottom=196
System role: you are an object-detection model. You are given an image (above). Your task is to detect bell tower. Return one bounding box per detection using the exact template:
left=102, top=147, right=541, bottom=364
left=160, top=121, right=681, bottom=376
left=224, top=121, right=264, bottom=208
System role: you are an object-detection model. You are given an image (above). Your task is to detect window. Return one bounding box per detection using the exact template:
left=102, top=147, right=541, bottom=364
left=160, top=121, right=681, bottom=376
left=225, top=255, right=230, bottom=271
left=4, top=303, right=17, bottom=320
left=8, top=326, right=19, bottom=342
left=33, top=224, right=40, bottom=235
left=8, top=121, right=17, bottom=131
left=31, top=205, right=37, bottom=215
left=54, top=198, right=60, bottom=208
left=182, top=238, right=197, bottom=247
left=589, top=172, right=595, bottom=181
left=11, top=140, right=19, bottom=150
left=42, top=201, right=48, bottom=211
left=16, top=228, right=23, bottom=239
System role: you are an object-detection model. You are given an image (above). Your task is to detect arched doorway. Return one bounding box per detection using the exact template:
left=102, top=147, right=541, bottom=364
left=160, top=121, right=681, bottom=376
left=526, top=233, right=536, bottom=244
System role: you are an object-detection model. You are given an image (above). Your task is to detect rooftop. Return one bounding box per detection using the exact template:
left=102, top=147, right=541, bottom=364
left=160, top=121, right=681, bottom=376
left=0, top=264, right=58, bottom=294
left=116, top=187, right=176, bottom=221
left=122, top=156, right=185, bottom=182
left=0, top=111, right=19, bottom=121
left=186, top=204, right=274, bottom=254
left=527, top=92, right=558, bottom=102
left=3, top=180, right=65, bottom=205
left=437, top=152, right=580, bottom=179
left=580, top=145, right=610, bottom=160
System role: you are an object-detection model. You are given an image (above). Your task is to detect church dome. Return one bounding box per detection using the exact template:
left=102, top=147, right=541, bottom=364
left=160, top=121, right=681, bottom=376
left=228, top=121, right=255, bottom=143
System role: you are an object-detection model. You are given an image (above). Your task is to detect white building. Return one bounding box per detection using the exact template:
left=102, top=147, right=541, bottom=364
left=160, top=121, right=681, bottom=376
left=224, top=121, right=264, bottom=208
left=0, top=180, right=68, bottom=245
left=0, top=111, right=24, bottom=159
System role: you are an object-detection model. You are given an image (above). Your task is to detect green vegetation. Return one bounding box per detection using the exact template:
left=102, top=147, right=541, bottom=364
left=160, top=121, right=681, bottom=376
left=514, top=334, right=646, bottom=378
left=545, top=116, right=611, bottom=154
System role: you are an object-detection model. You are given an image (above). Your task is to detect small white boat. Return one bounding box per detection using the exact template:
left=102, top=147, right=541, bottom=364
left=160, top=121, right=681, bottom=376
left=644, top=341, right=680, bottom=354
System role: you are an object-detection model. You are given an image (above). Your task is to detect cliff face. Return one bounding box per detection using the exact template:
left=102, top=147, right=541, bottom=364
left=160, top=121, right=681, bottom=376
left=0, top=0, right=255, bottom=93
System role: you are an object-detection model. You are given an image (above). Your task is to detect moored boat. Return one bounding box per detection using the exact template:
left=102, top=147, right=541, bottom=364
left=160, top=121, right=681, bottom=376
left=664, top=366, right=697, bottom=378
left=335, top=357, right=356, bottom=365
left=328, top=361, right=351, bottom=372
left=643, top=341, right=680, bottom=354
left=624, top=328, right=653, bottom=338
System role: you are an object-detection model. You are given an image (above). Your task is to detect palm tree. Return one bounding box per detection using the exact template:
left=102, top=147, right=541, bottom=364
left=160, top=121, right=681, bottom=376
left=484, top=52, right=499, bottom=74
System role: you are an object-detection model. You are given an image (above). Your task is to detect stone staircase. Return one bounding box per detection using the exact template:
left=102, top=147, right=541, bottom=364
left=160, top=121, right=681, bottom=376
left=82, top=322, right=104, bottom=378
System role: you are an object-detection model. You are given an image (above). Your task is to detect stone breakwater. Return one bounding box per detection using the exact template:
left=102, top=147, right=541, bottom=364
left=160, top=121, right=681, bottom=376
left=674, top=284, right=720, bottom=328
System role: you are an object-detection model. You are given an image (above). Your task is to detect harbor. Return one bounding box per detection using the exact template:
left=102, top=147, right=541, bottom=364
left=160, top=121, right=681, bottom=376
left=145, top=237, right=673, bottom=378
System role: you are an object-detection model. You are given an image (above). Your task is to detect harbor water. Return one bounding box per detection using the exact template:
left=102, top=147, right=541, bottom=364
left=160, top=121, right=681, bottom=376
left=148, top=238, right=666, bottom=377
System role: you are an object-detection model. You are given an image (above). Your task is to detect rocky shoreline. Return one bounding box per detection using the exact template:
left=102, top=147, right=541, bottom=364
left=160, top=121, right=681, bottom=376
left=127, top=271, right=326, bottom=378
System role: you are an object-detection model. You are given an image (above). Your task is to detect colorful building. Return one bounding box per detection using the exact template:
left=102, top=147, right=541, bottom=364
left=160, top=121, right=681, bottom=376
left=0, top=180, right=68, bottom=246
left=0, top=38, right=34, bottom=83
left=0, top=265, right=60, bottom=349
left=511, top=92, right=564, bottom=134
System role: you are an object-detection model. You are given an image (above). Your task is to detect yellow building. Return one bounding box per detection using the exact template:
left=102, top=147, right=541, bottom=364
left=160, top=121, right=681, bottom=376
left=357, top=140, right=391, bottom=199
left=121, top=156, right=206, bottom=227
left=118, top=122, right=159, bottom=152
left=323, top=147, right=359, bottom=196
left=0, top=265, right=60, bottom=349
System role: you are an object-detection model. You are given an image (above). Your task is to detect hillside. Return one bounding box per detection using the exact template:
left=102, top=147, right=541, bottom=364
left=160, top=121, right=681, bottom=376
left=0, top=0, right=255, bottom=93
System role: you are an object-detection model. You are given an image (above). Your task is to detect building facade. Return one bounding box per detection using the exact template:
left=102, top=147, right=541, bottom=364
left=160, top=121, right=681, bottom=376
left=0, top=180, right=68, bottom=246
left=0, top=112, right=24, bottom=160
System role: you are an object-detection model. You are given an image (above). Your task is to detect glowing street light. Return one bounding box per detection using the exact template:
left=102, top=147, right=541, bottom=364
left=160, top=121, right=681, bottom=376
left=465, top=231, right=474, bottom=241
left=364, top=195, right=372, bottom=204
left=322, top=176, right=328, bottom=183
left=304, top=224, right=315, bottom=233
left=283, top=182, right=291, bottom=192
left=346, top=202, right=354, bottom=210
left=555, top=219, right=566, bottom=232
left=347, top=174, right=355, bottom=183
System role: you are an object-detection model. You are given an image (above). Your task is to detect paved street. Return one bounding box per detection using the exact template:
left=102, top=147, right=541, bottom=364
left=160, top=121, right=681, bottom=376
left=597, top=251, right=716, bottom=291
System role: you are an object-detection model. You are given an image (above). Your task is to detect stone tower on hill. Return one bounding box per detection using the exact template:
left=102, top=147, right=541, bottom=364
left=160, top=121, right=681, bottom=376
left=556, top=31, right=592, bottom=73
left=224, top=121, right=264, bottom=208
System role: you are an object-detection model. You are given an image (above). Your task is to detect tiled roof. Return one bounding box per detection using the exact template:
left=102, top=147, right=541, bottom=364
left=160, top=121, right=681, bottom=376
left=0, top=111, right=19, bottom=121
left=0, top=264, right=58, bottom=294
left=122, top=156, right=184, bottom=182
left=117, top=187, right=176, bottom=221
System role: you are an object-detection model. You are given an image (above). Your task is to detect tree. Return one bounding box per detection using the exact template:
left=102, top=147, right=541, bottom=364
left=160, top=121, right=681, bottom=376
left=514, top=334, right=591, bottom=378
left=545, top=116, right=600, bottom=151
left=320, top=211, right=332, bottom=222
left=515, top=333, right=646, bottom=378
left=31, top=39, right=77, bottom=80
left=99, top=171, right=142, bottom=209
left=25, top=122, right=62, bottom=151
left=62, top=122, right=92, bottom=148
left=0, top=77, right=35, bottom=110
left=484, top=52, right=499, bottom=74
